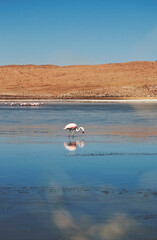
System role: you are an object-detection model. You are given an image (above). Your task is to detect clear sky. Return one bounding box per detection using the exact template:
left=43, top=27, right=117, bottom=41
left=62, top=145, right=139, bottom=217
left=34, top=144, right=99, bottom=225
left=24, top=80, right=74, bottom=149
left=0, top=0, right=157, bottom=65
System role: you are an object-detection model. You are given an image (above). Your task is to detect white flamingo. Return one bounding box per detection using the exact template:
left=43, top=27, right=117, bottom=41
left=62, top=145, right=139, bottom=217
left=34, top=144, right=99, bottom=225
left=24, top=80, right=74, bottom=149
left=64, top=123, right=85, bottom=138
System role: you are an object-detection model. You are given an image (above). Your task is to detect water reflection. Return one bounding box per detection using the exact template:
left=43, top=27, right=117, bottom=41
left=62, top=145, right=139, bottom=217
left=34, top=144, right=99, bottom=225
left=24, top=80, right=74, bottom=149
left=0, top=184, right=156, bottom=240
left=1, top=103, right=157, bottom=239
left=53, top=211, right=139, bottom=240
left=64, top=140, right=85, bottom=151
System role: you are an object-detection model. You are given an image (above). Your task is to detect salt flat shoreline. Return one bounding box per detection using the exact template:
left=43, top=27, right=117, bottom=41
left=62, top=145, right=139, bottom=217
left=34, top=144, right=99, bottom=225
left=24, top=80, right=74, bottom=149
left=1, top=98, right=157, bottom=103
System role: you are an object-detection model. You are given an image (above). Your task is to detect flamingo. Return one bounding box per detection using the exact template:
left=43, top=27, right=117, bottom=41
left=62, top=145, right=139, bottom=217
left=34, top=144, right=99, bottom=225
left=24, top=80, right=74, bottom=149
left=64, top=123, right=85, bottom=138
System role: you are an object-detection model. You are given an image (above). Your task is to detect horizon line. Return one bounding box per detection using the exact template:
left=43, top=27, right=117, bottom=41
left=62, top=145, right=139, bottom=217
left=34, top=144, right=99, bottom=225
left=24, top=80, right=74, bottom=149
left=0, top=60, right=157, bottom=68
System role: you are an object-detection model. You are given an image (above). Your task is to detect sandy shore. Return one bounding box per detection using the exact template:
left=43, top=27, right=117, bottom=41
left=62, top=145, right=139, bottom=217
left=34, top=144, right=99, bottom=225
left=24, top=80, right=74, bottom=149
left=1, top=98, right=157, bottom=103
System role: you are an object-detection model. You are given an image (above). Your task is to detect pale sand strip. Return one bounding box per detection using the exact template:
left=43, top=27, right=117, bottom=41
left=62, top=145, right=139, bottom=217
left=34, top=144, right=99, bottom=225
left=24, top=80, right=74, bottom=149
left=1, top=99, right=157, bottom=103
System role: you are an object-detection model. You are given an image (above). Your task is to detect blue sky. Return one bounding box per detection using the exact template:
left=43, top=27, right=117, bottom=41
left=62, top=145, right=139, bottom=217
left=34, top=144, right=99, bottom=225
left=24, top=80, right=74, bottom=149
left=0, top=0, right=157, bottom=65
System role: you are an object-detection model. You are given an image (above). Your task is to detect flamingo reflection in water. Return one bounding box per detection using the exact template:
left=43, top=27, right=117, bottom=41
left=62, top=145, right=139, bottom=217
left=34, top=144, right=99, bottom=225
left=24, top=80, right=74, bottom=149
left=64, top=140, right=85, bottom=151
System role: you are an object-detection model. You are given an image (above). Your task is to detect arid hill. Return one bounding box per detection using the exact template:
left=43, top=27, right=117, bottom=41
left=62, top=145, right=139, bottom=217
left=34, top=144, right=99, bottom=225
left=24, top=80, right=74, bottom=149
left=0, top=61, right=157, bottom=99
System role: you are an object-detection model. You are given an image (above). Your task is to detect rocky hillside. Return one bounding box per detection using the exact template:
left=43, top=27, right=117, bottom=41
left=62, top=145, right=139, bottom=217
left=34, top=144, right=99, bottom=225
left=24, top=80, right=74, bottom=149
left=0, top=61, right=157, bottom=99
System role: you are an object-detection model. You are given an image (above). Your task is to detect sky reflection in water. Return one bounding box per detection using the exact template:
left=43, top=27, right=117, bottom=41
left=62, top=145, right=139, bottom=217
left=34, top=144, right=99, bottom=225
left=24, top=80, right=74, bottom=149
left=0, top=103, right=157, bottom=240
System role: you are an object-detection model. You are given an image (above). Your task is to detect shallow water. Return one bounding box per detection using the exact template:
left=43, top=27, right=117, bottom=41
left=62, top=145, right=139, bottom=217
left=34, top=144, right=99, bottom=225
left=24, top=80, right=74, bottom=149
left=0, top=103, right=157, bottom=240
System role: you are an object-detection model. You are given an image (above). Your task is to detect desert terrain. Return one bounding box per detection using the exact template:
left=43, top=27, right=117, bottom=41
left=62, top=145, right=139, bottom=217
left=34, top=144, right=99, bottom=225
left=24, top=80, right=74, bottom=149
left=0, top=61, right=157, bottom=99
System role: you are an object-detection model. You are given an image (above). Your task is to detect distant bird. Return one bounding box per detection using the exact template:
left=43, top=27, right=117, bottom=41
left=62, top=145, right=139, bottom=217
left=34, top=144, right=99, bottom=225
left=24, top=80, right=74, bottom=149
left=64, top=123, right=85, bottom=138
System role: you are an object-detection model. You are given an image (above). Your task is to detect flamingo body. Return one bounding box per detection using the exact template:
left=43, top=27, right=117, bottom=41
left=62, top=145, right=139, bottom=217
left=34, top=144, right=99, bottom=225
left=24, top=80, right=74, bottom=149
left=64, top=123, right=77, bottom=130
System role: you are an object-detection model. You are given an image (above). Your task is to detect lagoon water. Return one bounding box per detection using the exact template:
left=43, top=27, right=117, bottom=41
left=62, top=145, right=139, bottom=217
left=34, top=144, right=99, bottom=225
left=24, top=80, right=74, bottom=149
left=0, top=103, right=157, bottom=239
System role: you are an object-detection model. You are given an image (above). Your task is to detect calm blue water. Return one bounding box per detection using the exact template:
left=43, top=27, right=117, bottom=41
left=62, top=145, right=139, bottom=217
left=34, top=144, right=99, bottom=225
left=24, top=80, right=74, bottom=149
left=0, top=103, right=157, bottom=240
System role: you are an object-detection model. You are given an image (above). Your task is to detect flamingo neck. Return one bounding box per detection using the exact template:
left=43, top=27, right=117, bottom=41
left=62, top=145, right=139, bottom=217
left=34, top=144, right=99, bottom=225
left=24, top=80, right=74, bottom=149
left=76, top=127, right=83, bottom=132
left=76, top=127, right=80, bottom=132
